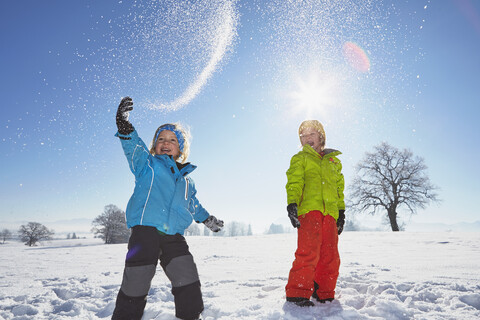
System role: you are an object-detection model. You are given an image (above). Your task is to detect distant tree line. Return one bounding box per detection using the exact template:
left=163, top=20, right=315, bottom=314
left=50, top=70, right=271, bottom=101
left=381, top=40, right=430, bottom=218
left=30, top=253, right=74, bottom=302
left=185, top=221, right=254, bottom=237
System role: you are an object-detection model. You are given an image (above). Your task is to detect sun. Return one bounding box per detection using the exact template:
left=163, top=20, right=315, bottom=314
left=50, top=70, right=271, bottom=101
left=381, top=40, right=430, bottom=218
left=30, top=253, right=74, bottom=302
left=287, top=70, right=340, bottom=118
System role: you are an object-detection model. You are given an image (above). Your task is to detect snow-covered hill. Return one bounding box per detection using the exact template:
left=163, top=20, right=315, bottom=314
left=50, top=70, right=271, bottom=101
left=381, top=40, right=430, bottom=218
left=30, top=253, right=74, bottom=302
left=0, top=232, right=479, bottom=319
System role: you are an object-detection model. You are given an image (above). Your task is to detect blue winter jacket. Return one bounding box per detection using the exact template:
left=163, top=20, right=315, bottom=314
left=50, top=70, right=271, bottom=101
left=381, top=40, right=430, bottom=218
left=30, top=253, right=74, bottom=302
left=116, top=130, right=210, bottom=235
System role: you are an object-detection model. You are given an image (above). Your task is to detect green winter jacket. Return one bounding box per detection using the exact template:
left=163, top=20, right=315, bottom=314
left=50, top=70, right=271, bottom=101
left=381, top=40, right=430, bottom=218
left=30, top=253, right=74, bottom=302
left=286, top=144, right=345, bottom=220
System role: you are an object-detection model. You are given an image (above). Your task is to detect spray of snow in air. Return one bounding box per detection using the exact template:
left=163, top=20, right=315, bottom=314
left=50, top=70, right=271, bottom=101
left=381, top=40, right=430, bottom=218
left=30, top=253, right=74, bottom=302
left=153, top=1, right=238, bottom=111
left=68, top=0, right=238, bottom=115
left=91, top=0, right=239, bottom=113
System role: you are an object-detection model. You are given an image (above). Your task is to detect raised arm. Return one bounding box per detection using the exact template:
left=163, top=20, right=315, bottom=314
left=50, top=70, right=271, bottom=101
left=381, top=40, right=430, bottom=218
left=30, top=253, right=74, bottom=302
left=115, top=97, right=151, bottom=177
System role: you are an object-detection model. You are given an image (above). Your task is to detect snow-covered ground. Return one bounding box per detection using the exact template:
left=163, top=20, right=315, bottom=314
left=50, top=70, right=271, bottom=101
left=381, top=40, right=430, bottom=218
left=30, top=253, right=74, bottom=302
left=1, top=232, right=479, bottom=319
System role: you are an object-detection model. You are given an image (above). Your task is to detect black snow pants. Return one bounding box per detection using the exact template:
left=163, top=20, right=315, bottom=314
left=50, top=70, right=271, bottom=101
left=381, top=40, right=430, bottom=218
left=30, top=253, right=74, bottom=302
left=112, top=226, right=204, bottom=320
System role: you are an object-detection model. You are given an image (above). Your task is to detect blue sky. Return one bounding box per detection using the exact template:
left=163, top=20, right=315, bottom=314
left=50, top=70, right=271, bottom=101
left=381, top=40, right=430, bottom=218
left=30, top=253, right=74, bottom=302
left=1, top=0, right=479, bottom=233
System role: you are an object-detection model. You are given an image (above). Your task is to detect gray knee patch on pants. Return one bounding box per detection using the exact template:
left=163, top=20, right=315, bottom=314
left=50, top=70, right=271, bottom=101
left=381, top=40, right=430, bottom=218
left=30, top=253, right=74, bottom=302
left=121, top=264, right=156, bottom=297
left=165, top=255, right=199, bottom=288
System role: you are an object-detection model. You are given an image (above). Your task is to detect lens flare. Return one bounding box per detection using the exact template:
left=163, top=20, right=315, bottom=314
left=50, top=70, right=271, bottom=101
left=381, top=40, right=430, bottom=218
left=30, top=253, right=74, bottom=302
left=342, top=41, right=370, bottom=73
left=126, top=245, right=141, bottom=261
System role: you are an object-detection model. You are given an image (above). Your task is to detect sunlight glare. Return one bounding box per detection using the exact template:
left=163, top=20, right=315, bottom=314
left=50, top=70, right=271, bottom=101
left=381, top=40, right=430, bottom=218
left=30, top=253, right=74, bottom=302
left=287, top=71, right=340, bottom=118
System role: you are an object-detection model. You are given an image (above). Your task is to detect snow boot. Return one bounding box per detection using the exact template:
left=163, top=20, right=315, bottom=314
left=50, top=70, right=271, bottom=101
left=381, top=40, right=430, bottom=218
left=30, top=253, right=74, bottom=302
left=311, top=282, right=334, bottom=303
left=111, top=290, right=147, bottom=320
left=316, top=297, right=334, bottom=303
left=286, top=297, right=315, bottom=307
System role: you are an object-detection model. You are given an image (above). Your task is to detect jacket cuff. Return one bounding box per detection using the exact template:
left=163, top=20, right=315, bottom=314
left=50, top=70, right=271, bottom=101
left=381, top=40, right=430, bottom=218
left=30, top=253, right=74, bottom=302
left=196, top=210, right=210, bottom=223
left=115, top=130, right=136, bottom=140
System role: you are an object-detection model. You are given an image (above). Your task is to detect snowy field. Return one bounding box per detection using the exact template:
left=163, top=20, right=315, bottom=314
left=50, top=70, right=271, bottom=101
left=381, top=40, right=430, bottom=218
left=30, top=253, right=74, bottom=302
left=1, top=232, right=479, bottom=320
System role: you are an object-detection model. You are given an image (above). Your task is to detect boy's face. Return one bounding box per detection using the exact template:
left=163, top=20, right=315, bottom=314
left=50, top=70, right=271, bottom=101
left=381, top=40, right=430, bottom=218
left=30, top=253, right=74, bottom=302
left=155, top=130, right=181, bottom=160
left=300, top=127, right=324, bottom=153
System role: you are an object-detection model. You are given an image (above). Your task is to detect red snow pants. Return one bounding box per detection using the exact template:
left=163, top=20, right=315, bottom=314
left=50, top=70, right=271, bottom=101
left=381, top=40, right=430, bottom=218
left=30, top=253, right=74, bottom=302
left=285, top=211, right=340, bottom=300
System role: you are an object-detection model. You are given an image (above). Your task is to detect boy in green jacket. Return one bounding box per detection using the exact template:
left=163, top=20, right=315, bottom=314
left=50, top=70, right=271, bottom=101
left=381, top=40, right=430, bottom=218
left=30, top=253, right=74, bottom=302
left=285, top=120, right=345, bottom=307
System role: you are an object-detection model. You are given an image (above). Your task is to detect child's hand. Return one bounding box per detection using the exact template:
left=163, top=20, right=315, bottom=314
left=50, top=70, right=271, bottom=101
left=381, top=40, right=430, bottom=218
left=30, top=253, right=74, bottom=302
left=116, top=96, right=134, bottom=134
left=287, top=203, right=300, bottom=228
left=203, top=215, right=224, bottom=232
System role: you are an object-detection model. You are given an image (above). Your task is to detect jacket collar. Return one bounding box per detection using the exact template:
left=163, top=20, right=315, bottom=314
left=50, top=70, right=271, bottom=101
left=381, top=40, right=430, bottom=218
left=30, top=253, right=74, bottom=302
left=155, top=154, right=197, bottom=176
left=302, top=144, right=341, bottom=157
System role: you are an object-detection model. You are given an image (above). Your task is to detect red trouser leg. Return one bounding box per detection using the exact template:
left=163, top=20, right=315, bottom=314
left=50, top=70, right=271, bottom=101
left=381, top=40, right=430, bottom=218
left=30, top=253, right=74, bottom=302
left=285, top=212, right=340, bottom=299
left=313, top=215, right=340, bottom=300
left=285, top=211, right=322, bottom=298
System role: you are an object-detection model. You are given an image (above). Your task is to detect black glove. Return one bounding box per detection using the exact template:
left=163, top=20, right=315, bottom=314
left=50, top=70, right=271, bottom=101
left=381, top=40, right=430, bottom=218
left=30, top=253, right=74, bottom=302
left=337, top=210, right=345, bottom=235
left=287, top=203, right=300, bottom=228
left=116, top=96, right=134, bottom=135
left=203, top=215, right=224, bottom=232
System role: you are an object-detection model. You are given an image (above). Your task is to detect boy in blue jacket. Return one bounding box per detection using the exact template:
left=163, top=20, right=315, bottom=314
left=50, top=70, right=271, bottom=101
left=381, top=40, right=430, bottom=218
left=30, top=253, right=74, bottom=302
left=112, top=97, right=224, bottom=320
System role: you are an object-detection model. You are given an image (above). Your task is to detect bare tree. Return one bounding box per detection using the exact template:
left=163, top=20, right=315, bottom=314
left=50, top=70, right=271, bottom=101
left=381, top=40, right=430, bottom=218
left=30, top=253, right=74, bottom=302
left=92, top=204, right=130, bottom=244
left=0, top=229, right=13, bottom=244
left=18, top=222, right=54, bottom=246
left=349, top=142, right=440, bottom=231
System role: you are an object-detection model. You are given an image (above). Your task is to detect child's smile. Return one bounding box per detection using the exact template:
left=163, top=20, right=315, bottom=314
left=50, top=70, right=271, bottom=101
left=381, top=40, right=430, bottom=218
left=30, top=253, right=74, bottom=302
left=155, top=130, right=181, bottom=159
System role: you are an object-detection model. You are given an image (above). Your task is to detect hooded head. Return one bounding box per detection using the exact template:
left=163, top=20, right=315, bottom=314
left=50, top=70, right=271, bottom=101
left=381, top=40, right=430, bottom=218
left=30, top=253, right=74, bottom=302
left=150, top=123, right=190, bottom=163
left=298, top=120, right=326, bottom=152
